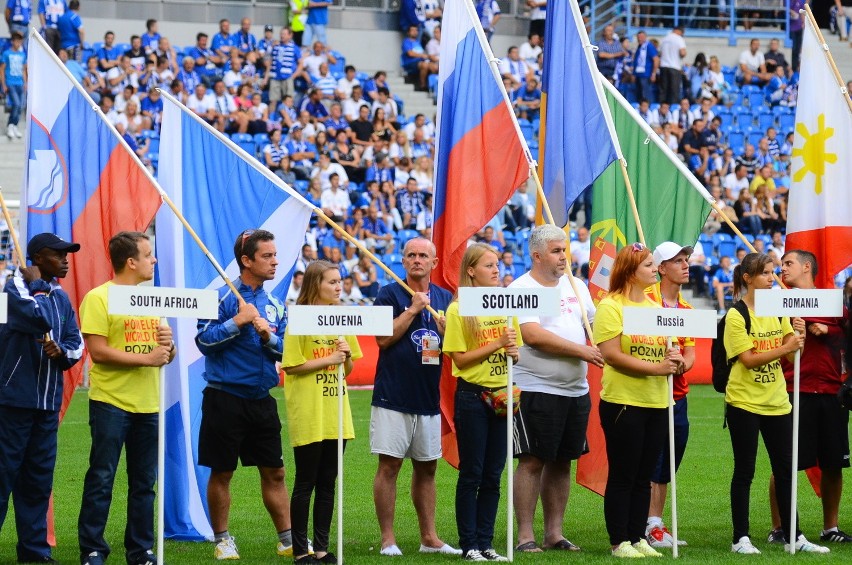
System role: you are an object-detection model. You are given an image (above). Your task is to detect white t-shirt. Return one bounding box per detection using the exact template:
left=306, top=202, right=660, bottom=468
left=319, top=187, right=350, bottom=217
left=509, top=272, right=596, bottom=396
left=403, top=121, right=435, bottom=141
left=572, top=239, right=591, bottom=266
left=336, top=77, right=360, bottom=99
left=519, top=42, right=542, bottom=71
left=724, top=173, right=750, bottom=196
left=659, top=31, right=686, bottom=70
left=738, top=49, right=765, bottom=74
left=187, top=93, right=215, bottom=114
left=342, top=98, right=369, bottom=122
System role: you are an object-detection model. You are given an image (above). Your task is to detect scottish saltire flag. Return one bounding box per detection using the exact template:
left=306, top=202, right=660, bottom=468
left=156, top=93, right=313, bottom=540
left=22, top=31, right=162, bottom=418
left=538, top=0, right=618, bottom=226
left=432, top=0, right=528, bottom=293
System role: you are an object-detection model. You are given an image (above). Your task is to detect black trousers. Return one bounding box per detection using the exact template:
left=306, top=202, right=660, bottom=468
left=600, top=400, right=667, bottom=546
left=291, top=439, right=346, bottom=555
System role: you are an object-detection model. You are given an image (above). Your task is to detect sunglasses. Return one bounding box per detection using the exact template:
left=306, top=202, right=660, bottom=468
left=240, top=229, right=256, bottom=255
left=631, top=242, right=646, bottom=252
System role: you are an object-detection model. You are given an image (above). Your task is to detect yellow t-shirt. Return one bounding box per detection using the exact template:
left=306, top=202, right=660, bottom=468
left=282, top=332, right=363, bottom=447
left=80, top=281, right=161, bottom=413
left=593, top=294, right=668, bottom=409
left=723, top=307, right=793, bottom=415
left=442, top=301, right=523, bottom=388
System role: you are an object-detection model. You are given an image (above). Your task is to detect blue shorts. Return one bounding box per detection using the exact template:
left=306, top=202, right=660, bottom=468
left=651, top=395, right=689, bottom=484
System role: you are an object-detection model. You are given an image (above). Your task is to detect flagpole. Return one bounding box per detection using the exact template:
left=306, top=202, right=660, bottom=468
left=567, top=0, right=645, bottom=245
left=0, top=187, right=25, bottom=267
left=313, top=209, right=440, bottom=319
left=804, top=5, right=852, bottom=116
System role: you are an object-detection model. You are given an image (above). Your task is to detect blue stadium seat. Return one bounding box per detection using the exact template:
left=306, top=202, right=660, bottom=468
left=757, top=234, right=772, bottom=248
left=716, top=109, right=733, bottom=129
left=569, top=229, right=578, bottom=241
left=356, top=71, right=370, bottom=82
left=747, top=131, right=764, bottom=148
left=778, top=111, right=795, bottom=131
left=231, top=133, right=256, bottom=156
left=736, top=234, right=754, bottom=250
left=718, top=240, right=737, bottom=259
left=727, top=130, right=745, bottom=152
left=698, top=233, right=713, bottom=249
left=393, top=94, right=404, bottom=119
left=428, top=73, right=438, bottom=94
left=736, top=110, right=753, bottom=129
left=747, top=91, right=765, bottom=109
left=253, top=133, right=271, bottom=153
left=92, top=41, right=104, bottom=52
left=513, top=263, right=526, bottom=278
left=147, top=138, right=160, bottom=154
left=397, top=229, right=419, bottom=249
left=116, top=43, right=131, bottom=53
left=518, top=119, right=534, bottom=143
left=294, top=180, right=309, bottom=193
left=741, top=84, right=760, bottom=95
left=390, top=260, right=406, bottom=280
left=757, top=112, right=775, bottom=131
left=383, top=252, right=402, bottom=264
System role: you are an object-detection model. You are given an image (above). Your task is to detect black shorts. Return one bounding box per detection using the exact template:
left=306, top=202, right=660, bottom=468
left=513, top=391, right=591, bottom=462
left=795, top=393, right=850, bottom=470
left=198, top=387, right=284, bottom=471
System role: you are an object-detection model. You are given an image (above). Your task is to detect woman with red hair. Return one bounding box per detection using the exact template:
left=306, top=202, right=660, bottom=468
left=592, top=243, right=683, bottom=558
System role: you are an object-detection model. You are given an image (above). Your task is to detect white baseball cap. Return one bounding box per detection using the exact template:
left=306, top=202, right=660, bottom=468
left=652, top=241, right=694, bottom=266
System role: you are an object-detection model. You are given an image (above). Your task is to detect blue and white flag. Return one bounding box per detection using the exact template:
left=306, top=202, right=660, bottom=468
left=155, top=93, right=313, bottom=540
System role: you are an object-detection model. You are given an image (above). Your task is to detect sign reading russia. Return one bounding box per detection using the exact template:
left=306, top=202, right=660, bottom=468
left=622, top=307, right=717, bottom=338
left=287, top=305, right=393, bottom=336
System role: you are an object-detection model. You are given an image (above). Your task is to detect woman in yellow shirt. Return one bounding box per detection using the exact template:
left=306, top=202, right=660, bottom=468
left=282, top=261, right=362, bottom=564
left=722, top=253, right=825, bottom=554
left=443, top=243, right=521, bottom=562
left=592, top=243, right=682, bottom=559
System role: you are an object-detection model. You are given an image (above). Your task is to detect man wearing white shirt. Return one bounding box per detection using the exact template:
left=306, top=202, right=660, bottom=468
left=723, top=165, right=750, bottom=201
left=509, top=224, right=602, bottom=553
left=186, top=83, right=216, bottom=123
left=336, top=65, right=360, bottom=99
left=737, top=38, right=770, bottom=85
left=519, top=33, right=542, bottom=71
left=311, top=152, right=349, bottom=190
left=571, top=227, right=591, bottom=276
left=319, top=175, right=350, bottom=221
left=658, top=26, right=686, bottom=104
left=343, top=85, right=370, bottom=122
left=498, top=46, right=531, bottom=86
left=403, top=114, right=435, bottom=142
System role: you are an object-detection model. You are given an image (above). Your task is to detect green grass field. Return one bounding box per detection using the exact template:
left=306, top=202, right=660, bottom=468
left=2, top=385, right=852, bottom=564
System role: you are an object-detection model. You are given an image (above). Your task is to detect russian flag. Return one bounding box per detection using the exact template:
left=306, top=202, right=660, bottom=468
left=538, top=0, right=618, bottom=227
left=22, top=31, right=162, bottom=419
left=432, top=0, right=529, bottom=293
left=155, top=93, right=313, bottom=539
left=432, top=0, right=529, bottom=469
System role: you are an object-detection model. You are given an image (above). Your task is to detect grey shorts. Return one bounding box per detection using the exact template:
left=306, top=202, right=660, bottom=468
left=369, top=405, right=441, bottom=461
left=269, top=78, right=295, bottom=102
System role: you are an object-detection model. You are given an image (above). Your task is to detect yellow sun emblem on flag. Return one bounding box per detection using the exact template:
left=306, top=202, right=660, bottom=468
left=792, top=114, right=837, bottom=195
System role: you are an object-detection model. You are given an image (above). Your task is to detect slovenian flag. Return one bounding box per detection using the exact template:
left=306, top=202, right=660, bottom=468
left=432, top=0, right=529, bottom=293
left=22, top=30, right=163, bottom=420
left=155, top=93, right=313, bottom=539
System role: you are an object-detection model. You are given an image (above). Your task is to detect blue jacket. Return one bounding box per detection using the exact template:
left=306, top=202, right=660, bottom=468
left=0, top=272, right=84, bottom=411
left=195, top=280, right=286, bottom=399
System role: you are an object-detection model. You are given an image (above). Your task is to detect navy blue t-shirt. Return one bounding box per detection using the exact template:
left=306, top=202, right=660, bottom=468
left=371, top=281, right=452, bottom=415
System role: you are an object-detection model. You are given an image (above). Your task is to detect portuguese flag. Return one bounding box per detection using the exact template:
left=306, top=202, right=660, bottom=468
left=587, top=79, right=714, bottom=304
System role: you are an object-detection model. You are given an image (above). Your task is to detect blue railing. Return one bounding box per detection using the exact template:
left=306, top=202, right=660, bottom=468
left=586, top=0, right=790, bottom=47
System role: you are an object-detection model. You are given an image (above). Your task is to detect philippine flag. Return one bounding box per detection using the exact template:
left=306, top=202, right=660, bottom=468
left=22, top=31, right=162, bottom=416
left=432, top=0, right=529, bottom=293
left=155, top=92, right=313, bottom=539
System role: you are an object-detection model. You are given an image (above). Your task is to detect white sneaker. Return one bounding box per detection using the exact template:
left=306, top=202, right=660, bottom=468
left=732, top=536, right=761, bottom=554
left=214, top=536, right=240, bottom=560
left=632, top=539, right=663, bottom=557
left=479, top=549, right=508, bottom=562
left=12, top=124, right=21, bottom=138
left=786, top=534, right=830, bottom=554
left=6, top=124, right=12, bottom=140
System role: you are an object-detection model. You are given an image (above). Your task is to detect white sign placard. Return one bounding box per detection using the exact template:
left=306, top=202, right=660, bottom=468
left=287, top=305, right=393, bottom=336
left=0, top=292, right=6, bottom=324
left=754, top=289, right=843, bottom=317
left=108, top=285, right=219, bottom=318
left=458, top=287, right=561, bottom=317
left=622, top=307, right=719, bottom=338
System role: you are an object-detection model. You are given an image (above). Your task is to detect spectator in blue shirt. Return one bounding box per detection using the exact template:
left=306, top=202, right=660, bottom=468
left=516, top=77, right=541, bottom=121
left=189, top=32, right=223, bottom=81
left=300, top=88, right=330, bottom=119
left=712, top=254, right=734, bottom=314
left=1, top=32, right=26, bottom=140
left=633, top=30, right=659, bottom=103
left=38, top=0, right=66, bottom=53
left=236, top=17, right=257, bottom=54
left=258, top=24, right=274, bottom=57
left=304, top=0, right=331, bottom=47
left=97, top=31, right=122, bottom=72
left=56, top=0, right=83, bottom=61
left=269, top=27, right=304, bottom=115
left=212, top=18, right=236, bottom=60
left=141, top=18, right=160, bottom=54
left=401, top=25, right=437, bottom=91
left=5, top=0, right=30, bottom=37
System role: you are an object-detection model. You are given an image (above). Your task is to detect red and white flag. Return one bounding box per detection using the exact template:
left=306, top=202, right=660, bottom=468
left=786, top=15, right=852, bottom=288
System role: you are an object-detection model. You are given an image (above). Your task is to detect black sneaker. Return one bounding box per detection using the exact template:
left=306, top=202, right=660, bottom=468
left=767, top=528, right=785, bottom=544
left=315, top=553, right=337, bottom=564
left=820, top=529, right=852, bottom=543
left=128, top=550, right=158, bottom=565
left=81, top=552, right=104, bottom=565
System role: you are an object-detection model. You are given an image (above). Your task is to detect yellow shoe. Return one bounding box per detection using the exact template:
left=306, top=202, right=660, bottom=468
left=611, top=541, right=645, bottom=558
left=277, top=542, right=293, bottom=557
left=632, top=539, right=663, bottom=557
left=214, top=537, right=240, bottom=560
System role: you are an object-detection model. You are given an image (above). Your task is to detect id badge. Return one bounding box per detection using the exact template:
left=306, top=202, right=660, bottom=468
left=421, top=335, right=440, bottom=365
